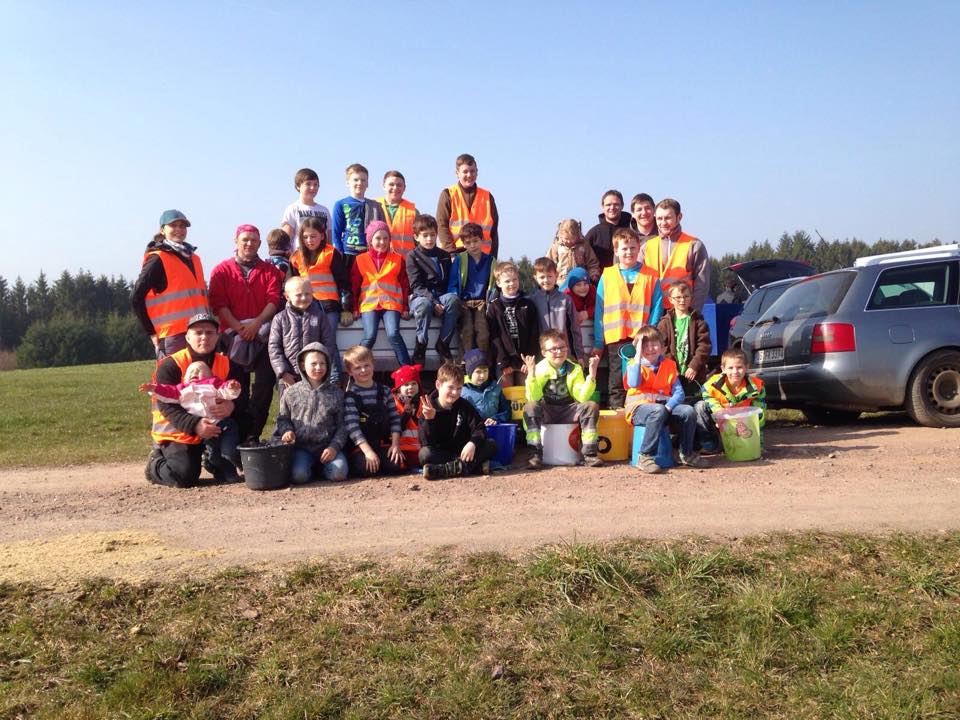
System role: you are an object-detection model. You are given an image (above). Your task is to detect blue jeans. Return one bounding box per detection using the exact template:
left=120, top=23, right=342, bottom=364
left=324, top=310, right=343, bottom=381
left=410, top=293, right=462, bottom=345
left=630, top=403, right=697, bottom=456
left=206, top=417, right=241, bottom=470
left=360, top=309, right=410, bottom=365
left=291, top=448, right=349, bottom=483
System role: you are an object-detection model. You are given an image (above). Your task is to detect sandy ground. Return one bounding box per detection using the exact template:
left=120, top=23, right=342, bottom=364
left=2, top=416, right=959, bottom=586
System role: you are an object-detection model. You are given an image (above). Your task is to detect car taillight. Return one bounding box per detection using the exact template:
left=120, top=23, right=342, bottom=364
left=811, top=323, right=856, bottom=353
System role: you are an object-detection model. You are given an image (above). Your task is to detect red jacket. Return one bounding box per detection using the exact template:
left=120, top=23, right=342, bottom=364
left=208, top=257, right=282, bottom=331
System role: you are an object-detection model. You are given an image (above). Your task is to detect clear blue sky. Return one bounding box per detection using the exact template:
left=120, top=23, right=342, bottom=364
left=2, top=1, right=957, bottom=283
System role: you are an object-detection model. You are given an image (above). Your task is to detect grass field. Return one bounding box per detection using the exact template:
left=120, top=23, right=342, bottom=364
left=2, top=533, right=959, bottom=718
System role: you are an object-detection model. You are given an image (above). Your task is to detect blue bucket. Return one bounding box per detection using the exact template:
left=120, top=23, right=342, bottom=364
left=619, top=343, right=636, bottom=375
left=486, top=423, right=517, bottom=466
left=630, top=424, right=674, bottom=468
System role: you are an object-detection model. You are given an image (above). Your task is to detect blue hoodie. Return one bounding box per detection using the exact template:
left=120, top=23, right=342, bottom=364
left=461, top=378, right=511, bottom=423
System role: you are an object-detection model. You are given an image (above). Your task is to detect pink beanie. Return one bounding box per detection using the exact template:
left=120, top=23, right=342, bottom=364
left=365, top=220, right=390, bottom=244
left=235, top=224, right=260, bottom=239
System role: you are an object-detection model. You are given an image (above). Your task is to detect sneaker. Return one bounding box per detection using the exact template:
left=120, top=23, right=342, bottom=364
left=480, top=460, right=491, bottom=475
left=424, top=459, right=463, bottom=480
left=412, top=341, right=427, bottom=366
left=679, top=451, right=710, bottom=469
left=144, top=448, right=162, bottom=483
left=636, top=454, right=663, bottom=474
left=435, top=339, right=453, bottom=361
left=212, top=464, right=243, bottom=484
left=527, top=450, right=543, bottom=470
left=582, top=454, right=604, bottom=468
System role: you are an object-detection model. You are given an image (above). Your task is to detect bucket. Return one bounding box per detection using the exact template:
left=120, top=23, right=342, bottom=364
left=238, top=442, right=293, bottom=490
left=542, top=423, right=580, bottom=466
left=714, top=407, right=762, bottom=461
left=486, top=423, right=516, bottom=466
left=597, top=409, right=631, bottom=461
left=502, top=386, right=526, bottom=421
left=630, top=425, right=674, bottom=468
left=619, top=343, right=636, bottom=376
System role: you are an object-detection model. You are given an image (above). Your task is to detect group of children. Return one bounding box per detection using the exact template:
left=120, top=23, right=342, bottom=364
left=144, top=154, right=768, bottom=483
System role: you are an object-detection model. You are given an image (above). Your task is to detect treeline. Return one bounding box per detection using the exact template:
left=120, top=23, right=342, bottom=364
left=708, top=231, right=940, bottom=297
left=0, top=270, right=152, bottom=368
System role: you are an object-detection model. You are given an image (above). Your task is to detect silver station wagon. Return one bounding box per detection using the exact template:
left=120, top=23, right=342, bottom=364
left=743, top=245, right=960, bottom=427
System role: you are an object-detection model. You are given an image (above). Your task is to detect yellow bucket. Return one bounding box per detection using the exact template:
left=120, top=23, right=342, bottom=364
left=597, top=409, right=631, bottom=461
left=502, top=386, right=526, bottom=421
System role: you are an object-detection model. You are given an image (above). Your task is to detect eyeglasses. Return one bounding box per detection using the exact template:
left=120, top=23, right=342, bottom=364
left=544, top=346, right=567, bottom=354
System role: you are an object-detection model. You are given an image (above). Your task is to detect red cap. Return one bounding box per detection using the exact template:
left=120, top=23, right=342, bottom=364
left=391, top=364, right=422, bottom=389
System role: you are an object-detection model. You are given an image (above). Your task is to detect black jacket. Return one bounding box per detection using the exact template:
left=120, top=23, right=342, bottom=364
left=486, top=294, right=540, bottom=371
left=418, top=391, right=486, bottom=451
left=584, top=211, right=632, bottom=269
left=155, top=348, right=242, bottom=436
left=406, top=245, right=453, bottom=299
left=130, top=240, right=204, bottom=336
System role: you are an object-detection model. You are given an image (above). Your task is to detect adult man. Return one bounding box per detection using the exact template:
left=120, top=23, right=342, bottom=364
left=208, top=225, right=282, bottom=442
left=584, top=190, right=632, bottom=269
left=642, top=198, right=711, bottom=312
left=629, top=193, right=658, bottom=241
left=145, top=313, right=241, bottom=488
left=436, top=153, right=500, bottom=256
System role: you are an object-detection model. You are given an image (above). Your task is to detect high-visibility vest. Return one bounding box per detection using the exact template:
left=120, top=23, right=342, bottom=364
left=625, top=358, right=678, bottom=423
left=143, top=251, right=208, bottom=338
left=394, top=395, right=422, bottom=455
left=356, top=251, right=404, bottom=313
left=599, top=264, right=658, bottom=344
left=290, top=246, right=339, bottom=302
left=704, top=375, right=765, bottom=409
left=643, top=232, right=696, bottom=308
left=378, top=198, right=417, bottom=257
left=150, top=349, right=230, bottom=445
left=448, top=184, right=494, bottom=254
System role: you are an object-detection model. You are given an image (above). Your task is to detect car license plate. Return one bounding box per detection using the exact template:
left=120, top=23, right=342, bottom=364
left=756, top=347, right=784, bottom=364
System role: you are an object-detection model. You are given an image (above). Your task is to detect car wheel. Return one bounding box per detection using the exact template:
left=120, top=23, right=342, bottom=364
left=905, top=350, right=960, bottom=427
left=801, top=407, right=862, bottom=425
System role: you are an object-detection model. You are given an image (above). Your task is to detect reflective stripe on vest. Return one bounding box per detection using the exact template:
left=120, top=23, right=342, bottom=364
left=705, top=375, right=765, bottom=408
left=143, top=251, right=208, bottom=338
left=394, top=396, right=421, bottom=453
left=378, top=198, right=417, bottom=257
left=644, top=233, right=695, bottom=308
left=357, top=251, right=404, bottom=312
left=448, top=184, right=494, bottom=254
left=291, top=247, right=339, bottom=301
left=600, top=265, right=657, bottom=344
left=151, top=349, right=230, bottom=445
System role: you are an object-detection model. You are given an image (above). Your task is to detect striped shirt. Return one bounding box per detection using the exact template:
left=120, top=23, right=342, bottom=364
left=344, top=382, right=401, bottom=446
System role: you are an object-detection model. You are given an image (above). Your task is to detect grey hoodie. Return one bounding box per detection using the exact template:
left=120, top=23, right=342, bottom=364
left=272, top=343, right=348, bottom=454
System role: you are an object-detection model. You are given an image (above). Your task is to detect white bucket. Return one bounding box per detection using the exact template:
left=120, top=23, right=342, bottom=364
left=542, top=423, right=580, bottom=466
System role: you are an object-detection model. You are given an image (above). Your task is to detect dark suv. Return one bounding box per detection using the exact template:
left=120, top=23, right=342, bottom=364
left=726, top=260, right=815, bottom=349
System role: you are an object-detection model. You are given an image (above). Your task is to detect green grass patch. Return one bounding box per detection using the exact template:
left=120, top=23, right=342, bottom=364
left=2, top=533, right=960, bottom=718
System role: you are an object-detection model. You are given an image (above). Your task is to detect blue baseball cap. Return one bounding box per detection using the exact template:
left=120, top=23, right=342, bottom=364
left=159, top=209, right=191, bottom=227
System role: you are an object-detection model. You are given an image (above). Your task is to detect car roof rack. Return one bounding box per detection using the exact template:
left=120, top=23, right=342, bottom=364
left=853, top=244, right=960, bottom=267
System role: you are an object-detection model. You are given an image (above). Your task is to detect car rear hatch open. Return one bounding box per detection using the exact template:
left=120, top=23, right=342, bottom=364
left=725, top=259, right=816, bottom=294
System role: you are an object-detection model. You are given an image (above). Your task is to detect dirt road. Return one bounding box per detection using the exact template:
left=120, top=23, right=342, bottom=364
left=2, top=416, right=958, bottom=585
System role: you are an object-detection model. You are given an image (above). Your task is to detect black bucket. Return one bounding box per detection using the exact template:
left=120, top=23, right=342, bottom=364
left=238, top=442, right=293, bottom=491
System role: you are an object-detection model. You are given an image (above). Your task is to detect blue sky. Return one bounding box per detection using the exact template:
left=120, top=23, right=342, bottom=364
left=1, top=1, right=957, bottom=283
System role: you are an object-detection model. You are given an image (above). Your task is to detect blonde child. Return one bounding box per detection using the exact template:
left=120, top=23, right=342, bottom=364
left=332, top=163, right=386, bottom=271
left=269, top=276, right=340, bottom=387
left=342, top=345, right=405, bottom=478
left=547, top=218, right=601, bottom=286
left=486, top=261, right=539, bottom=385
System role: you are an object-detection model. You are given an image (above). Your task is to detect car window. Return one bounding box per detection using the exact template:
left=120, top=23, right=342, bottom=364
left=758, top=284, right=790, bottom=314
left=867, top=262, right=956, bottom=310
left=742, top=291, right=764, bottom=315
left=759, top=272, right=855, bottom=323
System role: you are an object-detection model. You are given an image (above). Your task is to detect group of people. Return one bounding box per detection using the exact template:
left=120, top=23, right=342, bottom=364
left=131, top=154, right=765, bottom=488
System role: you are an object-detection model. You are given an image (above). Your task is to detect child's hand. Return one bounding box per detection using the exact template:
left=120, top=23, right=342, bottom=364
left=196, top=419, right=222, bottom=439
left=590, top=348, right=604, bottom=359
left=684, top=368, right=697, bottom=381
left=138, top=382, right=156, bottom=394
left=320, top=446, right=336, bottom=463
left=281, top=431, right=296, bottom=444
left=588, top=354, right=600, bottom=379
left=339, top=311, right=354, bottom=327
left=401, top=311, right=411, bottom=321
left=387, top=443, right=404, bottom=466
left=484, top=417, right=497, bottom=427
left=363, top=448, right=380, bottom=474
left=353, top=310, right=361, bottom=321
left=433, top=302, right=444, bottom=317
left=421, top=395, right=436, bottom=420
left=460, top=441, right=476, bottom=463
left=576, top=310, right=588, bottom=323
left=521, top=354, right=537, bottom=376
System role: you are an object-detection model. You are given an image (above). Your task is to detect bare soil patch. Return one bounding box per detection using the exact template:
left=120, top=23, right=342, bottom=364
left=2, top=417, right=958, bottom=585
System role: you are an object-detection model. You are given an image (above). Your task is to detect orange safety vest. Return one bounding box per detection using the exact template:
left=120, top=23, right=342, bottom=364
left=643, top=232, right=696, bottom=308
left=624, top=358, right=678, bottom=422
left=143, top=251, right=208, bottom=338
left=394, top=395, right=423, bottom=455
left=290, top=246, right=339, bottom=302
left=356, top=251, right=405, bottom=313
left=448, top=184, right=494, bottom=254
left=704, top=374, right=765, bottom=409
left=378, top=198, right=417, bottom=257
left=600, top=264, right=659, bottom=344
left=150, top=349, right=230, bottom=445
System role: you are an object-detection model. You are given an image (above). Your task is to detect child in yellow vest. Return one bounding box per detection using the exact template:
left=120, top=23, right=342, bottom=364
left=625, top=325, right=709, bottom=474
left=697, top=347, right=767, bottom=450
left=591, top=227, right=663, bottom=409
left=350, top=221, right=411, bottom=366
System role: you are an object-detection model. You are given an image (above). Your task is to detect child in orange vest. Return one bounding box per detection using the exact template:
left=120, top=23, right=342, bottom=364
left=350, top=221, right=412, bottom=365
left=625, top=325, right=709, bottom=474
left=392, top=363, right=425, bottom=468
